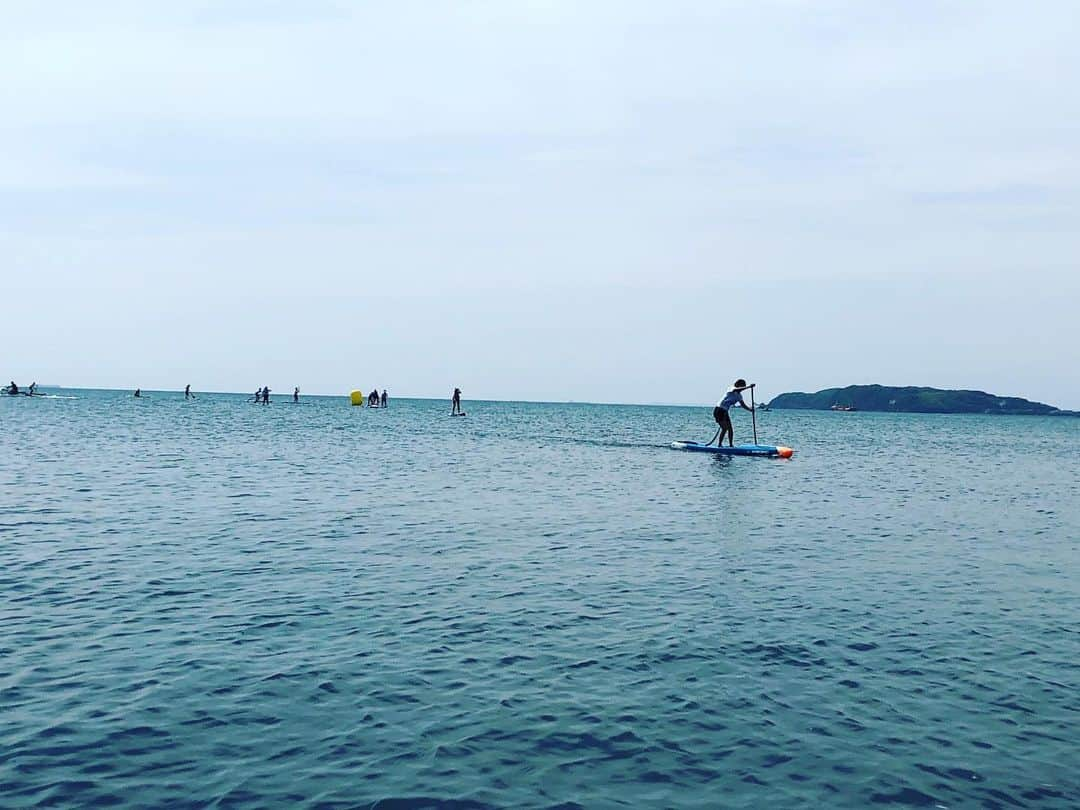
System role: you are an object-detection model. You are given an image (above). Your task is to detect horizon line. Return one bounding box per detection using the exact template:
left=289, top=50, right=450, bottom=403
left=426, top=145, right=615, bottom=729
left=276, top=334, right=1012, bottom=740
left=38, top=385, right=711, bottom=409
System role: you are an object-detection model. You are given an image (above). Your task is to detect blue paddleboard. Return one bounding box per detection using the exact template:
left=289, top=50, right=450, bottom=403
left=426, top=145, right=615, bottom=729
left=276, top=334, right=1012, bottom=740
left=671, top=441, right=793, bottom=458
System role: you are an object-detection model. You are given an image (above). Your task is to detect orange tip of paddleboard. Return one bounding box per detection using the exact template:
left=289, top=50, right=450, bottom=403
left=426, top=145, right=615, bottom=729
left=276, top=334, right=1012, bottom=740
left=777, top=446, right=794, bottom=459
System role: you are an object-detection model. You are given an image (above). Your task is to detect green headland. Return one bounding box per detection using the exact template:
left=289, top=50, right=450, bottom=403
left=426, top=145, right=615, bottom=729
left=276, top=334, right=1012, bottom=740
left=769, top=385, right=1072, bottom=415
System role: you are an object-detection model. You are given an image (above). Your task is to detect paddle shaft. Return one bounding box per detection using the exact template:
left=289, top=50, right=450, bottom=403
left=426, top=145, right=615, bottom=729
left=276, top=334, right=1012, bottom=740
left=750, top=385, right=758, bottom=444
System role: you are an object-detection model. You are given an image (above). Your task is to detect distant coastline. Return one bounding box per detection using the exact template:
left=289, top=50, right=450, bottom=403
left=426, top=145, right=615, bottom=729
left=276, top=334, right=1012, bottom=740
left=769, top=385, right=1075, bottom=415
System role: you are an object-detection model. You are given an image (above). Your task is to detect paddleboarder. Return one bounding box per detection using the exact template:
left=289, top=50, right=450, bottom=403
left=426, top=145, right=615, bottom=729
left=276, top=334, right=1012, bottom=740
left=713, top=379, right=754, bottom=447
left=380, top=390, right=388, bottom=408
left=451, top=387, right=462, bottom=415
left=185, top=384, right=192, bottom=399
left=293, top=387, right=300, bottom=403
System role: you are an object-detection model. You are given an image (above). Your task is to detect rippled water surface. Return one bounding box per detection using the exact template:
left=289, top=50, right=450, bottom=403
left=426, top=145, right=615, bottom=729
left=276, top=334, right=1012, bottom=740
left=2, top=390, right=1078, bottom=808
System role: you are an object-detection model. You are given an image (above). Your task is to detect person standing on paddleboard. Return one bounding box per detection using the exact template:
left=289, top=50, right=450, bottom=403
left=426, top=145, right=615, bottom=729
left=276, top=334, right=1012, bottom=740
left=451, top=388, right=462, bottom=415
left=185, top=384, right=192, bottom=399
left=714, top=379, right=754, bottom=447
left=293, top=387, right=300, bottom=403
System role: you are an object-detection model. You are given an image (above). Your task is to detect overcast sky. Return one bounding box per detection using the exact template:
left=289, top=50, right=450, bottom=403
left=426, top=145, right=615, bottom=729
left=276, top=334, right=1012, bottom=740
left=3, top=1, right=1078, bottom=407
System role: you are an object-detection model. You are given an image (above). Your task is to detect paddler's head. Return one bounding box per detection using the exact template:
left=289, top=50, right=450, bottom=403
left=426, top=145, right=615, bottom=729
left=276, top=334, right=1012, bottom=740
left=735, top=378, right=746, bottom=388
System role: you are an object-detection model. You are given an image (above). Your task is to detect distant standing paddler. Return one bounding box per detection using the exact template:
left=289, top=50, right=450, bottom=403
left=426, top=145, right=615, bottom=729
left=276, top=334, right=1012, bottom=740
left=380, top=390, right=388, bottom=408
left=451, top=387, right=462, bottom=415
left=185, top=384, right=192, bottom=399
left=262, top=386, right=270, bottom=405
left=28, top=382, right=37, bottom=396
left=134, top=388, right=142, bottom=398
left=293, top=387, right=300, bottom=403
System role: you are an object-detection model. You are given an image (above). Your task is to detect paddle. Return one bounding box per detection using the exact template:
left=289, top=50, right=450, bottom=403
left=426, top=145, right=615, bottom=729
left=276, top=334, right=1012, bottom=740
left=750, top=384, right=758, bottom=445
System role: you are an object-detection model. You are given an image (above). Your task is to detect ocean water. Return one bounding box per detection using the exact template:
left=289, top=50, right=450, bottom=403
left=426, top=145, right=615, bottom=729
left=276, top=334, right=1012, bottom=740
left=2, top=389, right=1078, bottom=809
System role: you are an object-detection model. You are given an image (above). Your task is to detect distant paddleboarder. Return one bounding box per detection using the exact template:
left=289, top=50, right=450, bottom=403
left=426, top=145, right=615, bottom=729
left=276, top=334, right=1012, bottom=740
left=262, top=386, right=270, bottom=405
left=713, top=379, right=754, bottom=447
left=134, top=388, right=142, bottom=398
left=293, top=387, right=300, bottom=403
left=28, top=382, right=37, bottom=396
left=185, top=384, right=192, bottom=399
left=380, top=390, right=388, bottom=408
left=451, top=387, right=462, bottom=415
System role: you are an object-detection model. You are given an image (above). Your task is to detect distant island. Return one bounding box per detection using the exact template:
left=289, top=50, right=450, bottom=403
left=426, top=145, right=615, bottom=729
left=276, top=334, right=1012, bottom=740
left=769, top=385, right=1073, bottom=415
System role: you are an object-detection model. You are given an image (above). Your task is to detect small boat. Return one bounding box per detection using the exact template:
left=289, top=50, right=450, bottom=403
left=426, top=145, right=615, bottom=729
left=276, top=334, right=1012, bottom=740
left=830, top=404, right=857, bottom=411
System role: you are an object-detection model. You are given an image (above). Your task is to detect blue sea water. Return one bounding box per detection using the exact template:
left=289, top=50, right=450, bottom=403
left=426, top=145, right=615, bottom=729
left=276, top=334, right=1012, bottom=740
left=1, top=389, right=1078, bottom=809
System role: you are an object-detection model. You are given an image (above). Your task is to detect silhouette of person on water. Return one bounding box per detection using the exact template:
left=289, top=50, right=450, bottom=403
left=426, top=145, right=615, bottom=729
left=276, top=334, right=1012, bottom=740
left=28, top=382, right=37, bottom=395
left=134, top=388, right=142, bottom=398
left=261, top=386, right=270, bottom=405
left=185, top=384, right=192, bottom=399
left=451, top=388, right=462, bottom=415
left=381, top=390, right=388, bottom=408
left=7, top=381, right=18, bottom=395
left=713, top=379, right=754, bottom=447
left=293, top=387, right=300, bottom=403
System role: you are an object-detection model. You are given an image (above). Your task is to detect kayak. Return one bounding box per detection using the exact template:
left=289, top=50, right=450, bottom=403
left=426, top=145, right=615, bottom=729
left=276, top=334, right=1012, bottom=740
left=671, top=441, right=794, bottom=458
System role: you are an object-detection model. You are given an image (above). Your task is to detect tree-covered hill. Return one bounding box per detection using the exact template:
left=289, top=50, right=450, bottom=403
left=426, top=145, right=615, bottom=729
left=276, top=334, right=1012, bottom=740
left=769, top=385, right=1064, bottom=415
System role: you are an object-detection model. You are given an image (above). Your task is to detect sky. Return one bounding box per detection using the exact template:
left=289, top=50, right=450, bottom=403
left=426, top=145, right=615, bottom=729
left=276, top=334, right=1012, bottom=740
left=2, top=1, right=1078, bottom=407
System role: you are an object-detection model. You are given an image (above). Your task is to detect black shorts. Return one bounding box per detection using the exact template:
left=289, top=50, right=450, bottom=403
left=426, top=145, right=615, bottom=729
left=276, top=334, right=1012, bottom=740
left=713, top=406, right=732, bottom=428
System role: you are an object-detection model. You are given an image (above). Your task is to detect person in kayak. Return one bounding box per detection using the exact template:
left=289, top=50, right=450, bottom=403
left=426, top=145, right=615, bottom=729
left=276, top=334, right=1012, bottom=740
left=451, top=387, right=462, bottom=415
left=713, top=379, right=754, bottom=447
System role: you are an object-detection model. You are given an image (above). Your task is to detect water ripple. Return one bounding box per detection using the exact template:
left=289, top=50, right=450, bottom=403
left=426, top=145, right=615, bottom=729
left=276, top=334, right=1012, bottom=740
left=1, top=393, right=1077, bottom=807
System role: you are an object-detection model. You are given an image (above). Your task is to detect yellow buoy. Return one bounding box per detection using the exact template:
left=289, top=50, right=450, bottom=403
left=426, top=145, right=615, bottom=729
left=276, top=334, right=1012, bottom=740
left=350, top=390, right=364, bottom=406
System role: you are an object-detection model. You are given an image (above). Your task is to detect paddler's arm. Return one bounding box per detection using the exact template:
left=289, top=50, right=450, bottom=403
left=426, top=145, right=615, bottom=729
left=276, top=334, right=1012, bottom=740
left=736, top=383, right=755, bottom=409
